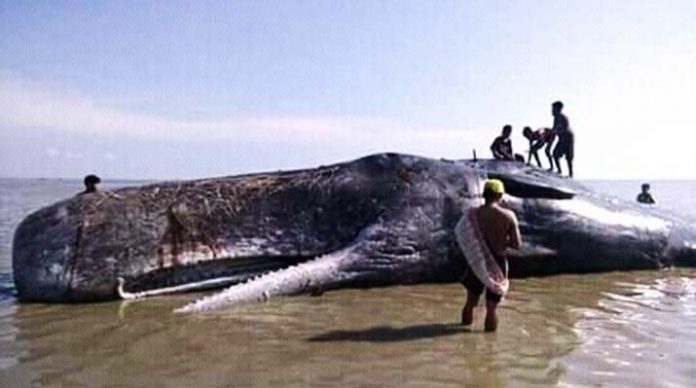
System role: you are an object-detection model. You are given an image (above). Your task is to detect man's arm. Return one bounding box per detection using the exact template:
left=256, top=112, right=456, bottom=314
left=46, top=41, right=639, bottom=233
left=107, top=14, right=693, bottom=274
left=490, top=138, right=502, bottom=159
left=506, top=212, right=522, bottom=250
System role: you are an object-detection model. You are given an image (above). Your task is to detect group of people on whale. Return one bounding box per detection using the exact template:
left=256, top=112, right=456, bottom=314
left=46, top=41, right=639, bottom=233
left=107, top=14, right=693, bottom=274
left=488, top=100, right=656, bottom=205
left=490, top=100, right=575, bottom=177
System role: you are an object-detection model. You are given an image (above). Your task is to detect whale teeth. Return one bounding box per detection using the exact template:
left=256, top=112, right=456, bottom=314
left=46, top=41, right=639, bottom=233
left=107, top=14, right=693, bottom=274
left=175, top=250, right=350, bottom=313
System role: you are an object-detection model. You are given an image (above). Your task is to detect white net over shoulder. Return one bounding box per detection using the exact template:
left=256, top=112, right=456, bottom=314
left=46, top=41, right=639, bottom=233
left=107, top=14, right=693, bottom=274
left=454, top=208, right=509, bottom=296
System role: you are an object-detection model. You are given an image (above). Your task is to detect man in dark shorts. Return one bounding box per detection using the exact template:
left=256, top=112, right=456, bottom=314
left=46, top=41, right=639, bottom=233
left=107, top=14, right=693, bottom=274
left=550, top=101, right=574, bottom=177
left=490, top=125, right=514, bottom=160
left=522, top=126, right=555, bottom=168
left=460, top=179, right=522, bottom=332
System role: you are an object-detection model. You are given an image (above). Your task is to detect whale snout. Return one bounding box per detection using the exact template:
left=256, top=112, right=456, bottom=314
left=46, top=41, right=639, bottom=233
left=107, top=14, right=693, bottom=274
left=11, top=201, right=91, bottom=302
left=13, top=215, right=72, bottom=301
left=13, top=260, right=71, bottom=302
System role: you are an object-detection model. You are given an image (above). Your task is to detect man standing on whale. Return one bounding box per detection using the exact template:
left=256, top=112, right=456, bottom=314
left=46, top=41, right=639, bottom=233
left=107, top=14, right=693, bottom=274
left=551, top=101, right=575, bottom=177
left=460, top=179, right=522, bottom=332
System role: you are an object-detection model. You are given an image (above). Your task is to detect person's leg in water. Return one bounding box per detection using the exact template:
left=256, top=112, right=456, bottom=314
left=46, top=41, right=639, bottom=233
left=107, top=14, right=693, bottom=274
left=484, top=290, right=503, bottom=332
left=484, top=298, right=499, bottom=332
left=461, top=290, right=481, bottom=326
left=460, top=270, right=484, bottom=325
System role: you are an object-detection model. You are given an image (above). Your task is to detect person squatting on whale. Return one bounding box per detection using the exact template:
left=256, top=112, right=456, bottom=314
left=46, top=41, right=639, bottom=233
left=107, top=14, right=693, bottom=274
left=459, top=179, right=522, bottom=332
left=490, top=125, right=514, bottom=161
left=523, top=126, right=556, bottom=169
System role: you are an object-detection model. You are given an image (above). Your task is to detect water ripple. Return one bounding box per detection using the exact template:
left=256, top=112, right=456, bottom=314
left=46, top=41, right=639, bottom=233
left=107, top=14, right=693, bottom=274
left=560, top=272, right=696, bottom=388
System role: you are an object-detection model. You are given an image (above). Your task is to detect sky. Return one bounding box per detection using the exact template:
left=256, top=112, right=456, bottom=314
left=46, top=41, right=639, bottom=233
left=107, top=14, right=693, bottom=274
left=1, top=0, right=695, bottom=180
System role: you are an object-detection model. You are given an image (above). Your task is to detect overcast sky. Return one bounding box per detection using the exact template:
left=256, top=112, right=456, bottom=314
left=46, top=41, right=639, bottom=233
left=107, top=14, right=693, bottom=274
left=1, top=1, right=695, bottom=180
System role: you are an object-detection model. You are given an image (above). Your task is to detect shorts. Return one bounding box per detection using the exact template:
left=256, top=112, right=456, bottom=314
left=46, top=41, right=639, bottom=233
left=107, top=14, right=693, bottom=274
left=553, top=134, right=574, bottom=161
left=460, top=255, right=507, bottom=303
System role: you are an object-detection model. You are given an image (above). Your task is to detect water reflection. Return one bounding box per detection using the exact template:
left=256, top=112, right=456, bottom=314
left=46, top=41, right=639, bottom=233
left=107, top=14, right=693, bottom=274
left=561, top=271, right=696, bottom=388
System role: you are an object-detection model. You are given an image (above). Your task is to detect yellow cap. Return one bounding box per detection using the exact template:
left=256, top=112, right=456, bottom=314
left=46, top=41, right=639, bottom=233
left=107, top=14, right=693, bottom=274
left=484, top=179, right=505, bottom=194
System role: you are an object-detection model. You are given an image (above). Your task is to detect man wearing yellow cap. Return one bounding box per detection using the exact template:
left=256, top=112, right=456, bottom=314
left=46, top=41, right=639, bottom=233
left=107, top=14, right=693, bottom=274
left=460, top=179, right=521, bottom=331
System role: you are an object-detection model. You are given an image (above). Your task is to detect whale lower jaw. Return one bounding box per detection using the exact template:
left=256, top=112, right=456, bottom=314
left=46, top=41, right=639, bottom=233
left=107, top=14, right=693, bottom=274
left=174, top=247, right=356, bottom=313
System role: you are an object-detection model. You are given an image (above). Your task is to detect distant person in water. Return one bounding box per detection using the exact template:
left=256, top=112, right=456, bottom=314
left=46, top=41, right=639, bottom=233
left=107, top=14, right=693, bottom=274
left=460, top=179, right=522, bottom=332
left=523, top=126, right=556, bottom=168
left=82, top=174, right=101, bottom=194
left=637, top=183, right=656, bottom=204
left=490, top=125, right=514, bottom=160
left=550, top=101, right=575, bottom=177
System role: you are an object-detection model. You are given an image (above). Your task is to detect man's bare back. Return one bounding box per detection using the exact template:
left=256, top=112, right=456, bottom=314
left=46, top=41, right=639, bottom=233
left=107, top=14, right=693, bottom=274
left=476, top=203, right=521, bottom=256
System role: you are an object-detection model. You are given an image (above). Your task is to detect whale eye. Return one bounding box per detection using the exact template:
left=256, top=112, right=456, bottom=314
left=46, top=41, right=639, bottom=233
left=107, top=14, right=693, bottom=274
left=487, top=173, right=575, bottom=200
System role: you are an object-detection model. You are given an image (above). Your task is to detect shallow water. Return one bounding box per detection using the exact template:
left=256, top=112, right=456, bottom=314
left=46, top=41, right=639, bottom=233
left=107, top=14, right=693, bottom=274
left=0, top=178, right=695, bottom=387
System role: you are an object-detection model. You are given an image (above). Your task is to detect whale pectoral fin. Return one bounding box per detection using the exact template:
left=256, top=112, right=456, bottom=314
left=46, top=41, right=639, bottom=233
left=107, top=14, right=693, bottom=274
left=507, top=245, right=559, bottom=277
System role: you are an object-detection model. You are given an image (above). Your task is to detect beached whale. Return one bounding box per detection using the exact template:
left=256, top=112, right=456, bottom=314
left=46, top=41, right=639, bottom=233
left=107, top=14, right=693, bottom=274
left=12, top=153, right=696, bottom=311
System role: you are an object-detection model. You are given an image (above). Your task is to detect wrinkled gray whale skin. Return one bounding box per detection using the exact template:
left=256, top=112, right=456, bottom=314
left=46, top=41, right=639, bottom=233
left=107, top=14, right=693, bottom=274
left=12, top=153, right=696, bottom=310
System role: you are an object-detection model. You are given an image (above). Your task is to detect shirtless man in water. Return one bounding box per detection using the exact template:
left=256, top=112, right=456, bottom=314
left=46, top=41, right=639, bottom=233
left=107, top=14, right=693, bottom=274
left=461, top=179, right=522, bottom=332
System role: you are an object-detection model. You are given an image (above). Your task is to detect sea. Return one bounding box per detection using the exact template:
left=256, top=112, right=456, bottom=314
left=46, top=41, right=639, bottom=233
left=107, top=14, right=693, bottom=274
left=0, top=178, right=694, bottom=387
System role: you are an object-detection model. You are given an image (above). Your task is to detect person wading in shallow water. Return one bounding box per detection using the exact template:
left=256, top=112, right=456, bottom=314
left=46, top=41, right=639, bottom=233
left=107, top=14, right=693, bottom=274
left=82, top=174, right=101, bottom=194
left=637, top=183, right=656, bottom=204
left=460, top=179, right=522, bottom=332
